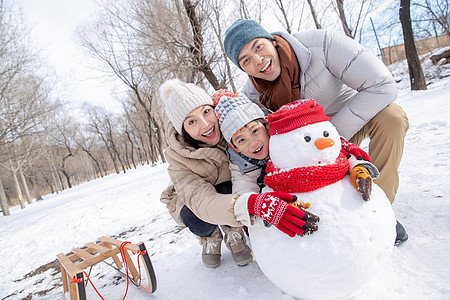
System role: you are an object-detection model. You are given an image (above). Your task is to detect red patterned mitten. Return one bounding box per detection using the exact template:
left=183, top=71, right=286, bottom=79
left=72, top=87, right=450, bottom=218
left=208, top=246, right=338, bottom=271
left=340, top=137, right=371, bottom=162
left=248, top=192, right=318, bottom=237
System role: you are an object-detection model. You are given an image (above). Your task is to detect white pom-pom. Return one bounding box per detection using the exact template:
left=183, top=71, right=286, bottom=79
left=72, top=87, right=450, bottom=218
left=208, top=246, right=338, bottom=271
left=159, top=79, right=182, bottom=102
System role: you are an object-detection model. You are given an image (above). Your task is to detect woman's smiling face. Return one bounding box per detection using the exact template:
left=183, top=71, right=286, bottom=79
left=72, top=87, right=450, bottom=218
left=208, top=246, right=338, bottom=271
left=183, top=105, right=221, bottom=146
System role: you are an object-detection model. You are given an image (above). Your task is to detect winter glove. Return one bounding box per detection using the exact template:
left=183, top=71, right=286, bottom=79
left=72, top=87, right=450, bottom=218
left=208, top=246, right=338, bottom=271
left=248, top=192, right=319, bottom=237
left=340, top=137, right=371, bottom=162
left=350, top=165, right=373, bottom=201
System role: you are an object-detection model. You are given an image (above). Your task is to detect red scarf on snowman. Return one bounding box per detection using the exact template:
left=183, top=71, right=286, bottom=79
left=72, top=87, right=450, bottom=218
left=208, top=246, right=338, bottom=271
left=265, top=153, right=349, bottom=193
left=264, top=99, right=349, bottom=193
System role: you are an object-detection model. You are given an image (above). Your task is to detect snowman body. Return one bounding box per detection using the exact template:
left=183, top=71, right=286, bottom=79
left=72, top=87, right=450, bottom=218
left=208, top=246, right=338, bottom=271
left=249, top=120, right=396, bottom=300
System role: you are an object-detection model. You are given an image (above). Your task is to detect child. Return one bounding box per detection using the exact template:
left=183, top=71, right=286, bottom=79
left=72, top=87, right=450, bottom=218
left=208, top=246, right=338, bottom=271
left=214, top=91, right=379, bottom=201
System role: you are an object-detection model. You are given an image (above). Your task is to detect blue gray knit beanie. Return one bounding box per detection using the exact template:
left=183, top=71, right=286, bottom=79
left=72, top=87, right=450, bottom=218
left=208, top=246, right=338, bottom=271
left=224, top=19, right=274, bottom=70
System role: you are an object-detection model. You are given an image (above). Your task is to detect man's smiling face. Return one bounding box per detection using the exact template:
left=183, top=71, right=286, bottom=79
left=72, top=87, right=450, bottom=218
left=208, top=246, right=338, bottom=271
left=238, top=38, right=281, bottom=82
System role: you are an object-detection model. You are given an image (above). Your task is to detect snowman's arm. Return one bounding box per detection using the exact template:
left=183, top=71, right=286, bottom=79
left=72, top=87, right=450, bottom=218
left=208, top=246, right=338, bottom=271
left=347, top=154, right=379, bottom=201
left=347, top=154, right=379, bottom=179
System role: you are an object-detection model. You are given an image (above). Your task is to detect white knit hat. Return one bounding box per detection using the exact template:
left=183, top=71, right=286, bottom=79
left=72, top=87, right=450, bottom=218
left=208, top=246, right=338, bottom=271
left=215, top=94, right=265, bottom=143
left=159, top=79, right=214, bottom=134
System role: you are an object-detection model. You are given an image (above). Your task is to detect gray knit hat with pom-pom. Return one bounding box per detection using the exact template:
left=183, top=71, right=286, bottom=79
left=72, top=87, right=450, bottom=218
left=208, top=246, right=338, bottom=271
left=159, top=79, right=213, bottom=134
left=215, top=94, right=265, bottom=143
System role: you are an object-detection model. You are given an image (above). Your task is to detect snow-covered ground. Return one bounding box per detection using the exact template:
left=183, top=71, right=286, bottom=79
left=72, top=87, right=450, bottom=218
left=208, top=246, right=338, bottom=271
left=1, top=74, right=450, bottom=299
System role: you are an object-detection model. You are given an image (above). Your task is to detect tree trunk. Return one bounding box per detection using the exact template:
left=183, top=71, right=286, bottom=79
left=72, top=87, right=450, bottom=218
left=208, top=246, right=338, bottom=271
left=307, top=0, right=322, bottom=29
left=83, top=149, right=104, bottom=177
left=52, top=162, right=63, bottom=192
left=183, top=0, right=226, bottom=90
left=48, top=153, right=63, bottom=192
left=0, top=178, right=10, bottom=216
left=336, top=0, right=353, bottom=38
left=399, top=0, right=427, bottom=90
left=29, top=161, right=43, bottom=200
left=12, top=170, right=26, bottom=209
left=19, top=170, right=32, bottom=204
left=125, top=129, right=137, bottom=168
left=275, top=0, right=292, bottom=33
left=61, top=153, right=73, bottom=189
left=132, top=87, right=166, bottom=163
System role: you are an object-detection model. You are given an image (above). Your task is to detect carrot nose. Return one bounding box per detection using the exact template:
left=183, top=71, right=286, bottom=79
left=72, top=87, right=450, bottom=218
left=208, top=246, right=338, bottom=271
left=314, top=137, right=335, bottom=150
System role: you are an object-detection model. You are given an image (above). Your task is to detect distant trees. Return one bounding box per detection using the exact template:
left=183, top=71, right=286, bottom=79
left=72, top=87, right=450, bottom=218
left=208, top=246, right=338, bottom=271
left=1, top=0, right=444, bottom=215
left=0, top=1, right=57, bottom=214
left=413, top=0, right=450, bottom=40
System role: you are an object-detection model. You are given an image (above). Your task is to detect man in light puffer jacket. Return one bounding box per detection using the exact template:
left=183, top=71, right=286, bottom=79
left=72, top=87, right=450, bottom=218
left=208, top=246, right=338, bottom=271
left=224, top=19, right=409, bottom=246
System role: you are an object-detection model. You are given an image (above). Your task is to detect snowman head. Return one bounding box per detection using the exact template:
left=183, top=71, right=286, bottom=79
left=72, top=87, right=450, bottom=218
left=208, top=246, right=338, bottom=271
left=267, top=100, right=341, bottom=169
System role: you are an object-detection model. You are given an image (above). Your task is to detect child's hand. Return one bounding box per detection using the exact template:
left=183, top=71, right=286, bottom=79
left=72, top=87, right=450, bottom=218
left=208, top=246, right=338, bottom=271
left=248, top=192, right=319, bottom=237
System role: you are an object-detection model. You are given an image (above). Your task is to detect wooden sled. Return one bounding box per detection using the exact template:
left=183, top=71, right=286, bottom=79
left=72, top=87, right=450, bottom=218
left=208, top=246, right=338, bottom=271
left=56, top=236, right=157, bottom=299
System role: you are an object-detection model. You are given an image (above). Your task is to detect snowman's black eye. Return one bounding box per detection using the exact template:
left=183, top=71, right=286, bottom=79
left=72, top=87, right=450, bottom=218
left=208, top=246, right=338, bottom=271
left=304, top=136, right=311, bottom=142
left=323, top=131, right=329, bottom=137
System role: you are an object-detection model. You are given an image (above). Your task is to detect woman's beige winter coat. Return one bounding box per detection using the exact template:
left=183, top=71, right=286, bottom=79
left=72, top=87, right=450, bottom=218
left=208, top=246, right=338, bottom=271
left=160, top=122, right=244, bottom=227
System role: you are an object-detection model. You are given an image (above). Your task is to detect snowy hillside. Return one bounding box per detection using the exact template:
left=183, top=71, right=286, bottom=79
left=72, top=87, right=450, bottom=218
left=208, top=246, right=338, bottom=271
left=1, top=75, right=450, bottom=299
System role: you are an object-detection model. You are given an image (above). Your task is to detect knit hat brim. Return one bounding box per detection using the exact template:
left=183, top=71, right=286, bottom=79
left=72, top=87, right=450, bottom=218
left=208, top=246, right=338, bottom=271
left=215, top=94, right=265, bottom=142
left=160, top=79, right=213, bottom=134
left=267, top=99, right=329, bottom=136
left=224, top=19, right=274, bottom=70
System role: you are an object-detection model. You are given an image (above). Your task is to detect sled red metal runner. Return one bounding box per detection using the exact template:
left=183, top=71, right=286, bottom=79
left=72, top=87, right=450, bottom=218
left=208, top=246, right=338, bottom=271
left=56, top=236, right=157, bottom=299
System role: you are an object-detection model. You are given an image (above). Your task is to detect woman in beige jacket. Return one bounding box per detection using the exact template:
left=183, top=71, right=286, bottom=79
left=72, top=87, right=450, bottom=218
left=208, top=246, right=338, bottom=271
left=159, top=79, right=317, bottom=268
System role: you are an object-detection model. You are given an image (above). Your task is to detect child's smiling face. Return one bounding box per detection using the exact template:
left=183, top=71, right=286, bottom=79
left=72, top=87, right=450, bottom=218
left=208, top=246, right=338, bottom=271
left=230, top=120, right=270, bottom=160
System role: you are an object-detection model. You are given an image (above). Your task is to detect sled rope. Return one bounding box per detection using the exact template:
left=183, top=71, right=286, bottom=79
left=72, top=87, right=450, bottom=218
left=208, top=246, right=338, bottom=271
left=70, top=241, right=147, bottom=300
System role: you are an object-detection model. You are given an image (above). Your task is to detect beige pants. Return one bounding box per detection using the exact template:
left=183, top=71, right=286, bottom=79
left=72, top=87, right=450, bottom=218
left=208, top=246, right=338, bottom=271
left=349, top=103, right=409, bottom=204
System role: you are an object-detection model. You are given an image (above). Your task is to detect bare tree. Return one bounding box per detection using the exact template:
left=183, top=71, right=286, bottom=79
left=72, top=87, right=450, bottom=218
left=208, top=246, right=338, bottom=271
left=84, top=104, right=126, bottom=174
left=273, top=0, right=292, bottom=33
left=75, top=133, right=106, bottom=178
left=183, top=0, right=226, bottom=89
left=413, top=0, right=450, bottom=39
left=78, top=1, right=166, bottom=163
left=333, top=0, right=375, bottom=40
left=199, top=0, right=238, bottom=92
left=307, top=0, right=322, bottom=29
left=335, top=0, right=353, bottom=37
left=400, top=0, right=427, bottom=90
left=0, top=177, right=9, bottom=215
left=46, top=108, right=81, bottom=189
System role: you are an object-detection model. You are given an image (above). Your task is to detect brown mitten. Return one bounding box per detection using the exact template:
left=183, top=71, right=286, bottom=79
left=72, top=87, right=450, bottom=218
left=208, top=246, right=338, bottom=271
left=350, top=165, right=373, bottom=201
left=289, top=200, right=310, bottom=209
left=288, top=201, right=320, bottom=225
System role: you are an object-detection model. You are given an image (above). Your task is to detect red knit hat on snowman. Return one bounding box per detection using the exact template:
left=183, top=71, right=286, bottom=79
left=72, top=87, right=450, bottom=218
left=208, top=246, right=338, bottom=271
left=267, top=99, right=371, bottom=161
left=264, top=99, right=376, bottom=194
left=267, top=99, right=329, bottom=136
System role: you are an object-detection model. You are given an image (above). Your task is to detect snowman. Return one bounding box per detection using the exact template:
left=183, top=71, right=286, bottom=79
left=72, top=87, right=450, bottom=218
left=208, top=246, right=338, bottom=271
left=248, top=99, right=396, bottom=300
